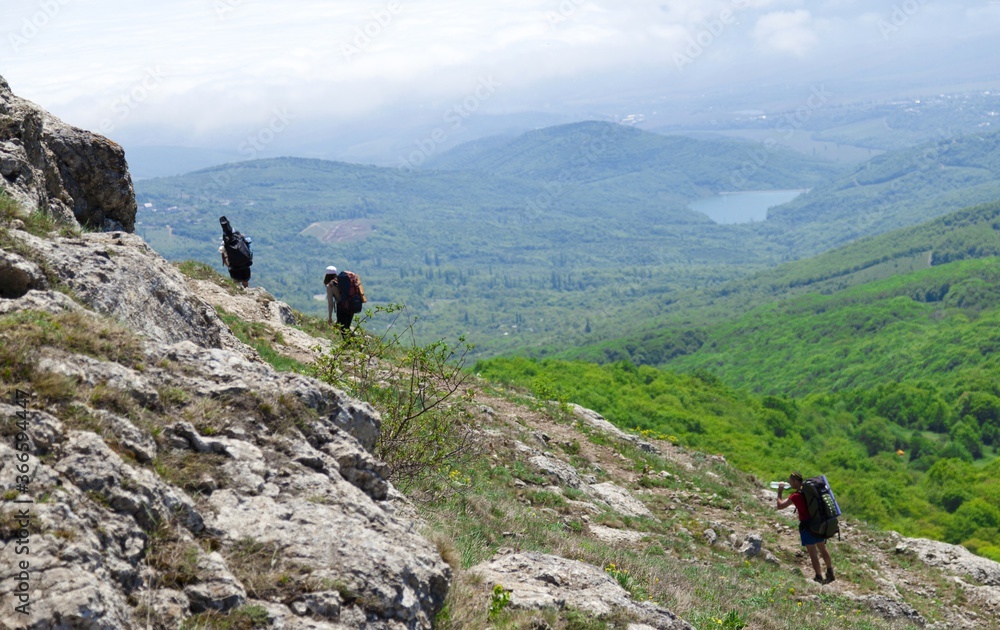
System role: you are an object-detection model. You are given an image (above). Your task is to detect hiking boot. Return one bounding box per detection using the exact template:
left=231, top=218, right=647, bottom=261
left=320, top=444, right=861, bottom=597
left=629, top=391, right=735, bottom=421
left=813, top=574, right=825, bottom=584
left=825, top=568, right=835, bottom=584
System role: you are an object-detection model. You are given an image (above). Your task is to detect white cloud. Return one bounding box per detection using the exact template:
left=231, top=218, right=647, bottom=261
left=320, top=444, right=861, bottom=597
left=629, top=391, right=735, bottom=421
left=0, top=0, right=997, bottom=159
left=753, top=10, right=818, bottom=56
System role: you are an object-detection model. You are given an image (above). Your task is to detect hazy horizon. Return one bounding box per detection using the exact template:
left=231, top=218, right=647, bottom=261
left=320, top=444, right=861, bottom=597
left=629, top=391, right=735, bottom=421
left=3, top=0, right=1000, bottom=171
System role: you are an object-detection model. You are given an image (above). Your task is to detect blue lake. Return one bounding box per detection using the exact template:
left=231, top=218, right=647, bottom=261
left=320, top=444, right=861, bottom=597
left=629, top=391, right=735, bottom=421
left=688, top=189, right=806, bottom=224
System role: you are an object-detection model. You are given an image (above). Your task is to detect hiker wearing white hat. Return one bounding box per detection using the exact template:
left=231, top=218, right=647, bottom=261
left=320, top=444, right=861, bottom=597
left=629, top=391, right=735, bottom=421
left=323, top=266, right=340, bottom=324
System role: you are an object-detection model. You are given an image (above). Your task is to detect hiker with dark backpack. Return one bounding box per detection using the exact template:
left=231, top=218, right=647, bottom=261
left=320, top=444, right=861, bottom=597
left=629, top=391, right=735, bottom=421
left=776, top=471, right=836, bottom=584
left=324, top=265, right=340, bottom=325
left=330, top=268, right=366, bottom=330
left=218, top=216, right=253, bottom=288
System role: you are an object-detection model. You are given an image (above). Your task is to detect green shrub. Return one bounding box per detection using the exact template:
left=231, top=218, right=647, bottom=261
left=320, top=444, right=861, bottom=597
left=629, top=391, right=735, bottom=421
left=313, top=304, right=477, bottom=490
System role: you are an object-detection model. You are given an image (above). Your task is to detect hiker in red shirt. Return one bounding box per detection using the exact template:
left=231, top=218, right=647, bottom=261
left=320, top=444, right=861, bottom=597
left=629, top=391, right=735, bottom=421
left=777, top=471, right=835, bottom=584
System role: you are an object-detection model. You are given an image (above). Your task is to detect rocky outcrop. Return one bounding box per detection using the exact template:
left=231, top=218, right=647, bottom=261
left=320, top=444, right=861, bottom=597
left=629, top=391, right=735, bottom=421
left=0, top=224, right=447, bottom=627
left=471, top=550, right=695, bottom=629
left=13, top=230, right=239, bottom=352
left=0, top=75, right=136, bottom=231
left=570, top=404, right=659, bottom=454
left=895, top=537, right=1000, bottom=586
left=895, top=537, right=1000, bottom=617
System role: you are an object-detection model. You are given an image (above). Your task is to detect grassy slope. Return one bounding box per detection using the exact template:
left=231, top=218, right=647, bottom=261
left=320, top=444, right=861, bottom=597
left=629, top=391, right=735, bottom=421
left=470, top=203, right=1000, bottom=565
left=169, top=260, right=994, bottom=629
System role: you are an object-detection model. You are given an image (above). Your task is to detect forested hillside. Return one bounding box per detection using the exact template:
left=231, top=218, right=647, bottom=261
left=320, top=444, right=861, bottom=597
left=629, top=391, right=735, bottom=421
left=135, top=123, right=1000, bottom=358
left=759, top=129, right=1000, bottom=257
left=558, top=200, right=1000, bottom=364
left=479, top=200, right=1000, bottom=564
left=134, top=123, right=841, bottom=354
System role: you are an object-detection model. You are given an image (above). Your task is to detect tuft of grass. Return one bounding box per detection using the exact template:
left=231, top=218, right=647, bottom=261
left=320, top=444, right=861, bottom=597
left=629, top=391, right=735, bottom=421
left=174, top=260, right=244, bottom=295
left=216, top=308, right=306, bottom=373
left=89, top=383, right=142, bottom=419
left=152, top=450, right=229, bottom=495
left=222, top=537, right=318, bottom=603
left=179, top=604, right=270, bottom=630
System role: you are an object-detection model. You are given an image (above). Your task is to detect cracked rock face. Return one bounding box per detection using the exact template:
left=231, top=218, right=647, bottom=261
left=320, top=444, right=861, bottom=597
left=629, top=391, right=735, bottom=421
left=0, top=210, right=448, bottom=627
left=896, top=537, right=1000, bottom=587
left=0, top=75, right=137, bottom=232
left=471, top=550, right=694, bottom=629
left=16, top=230, right=239, bottom=351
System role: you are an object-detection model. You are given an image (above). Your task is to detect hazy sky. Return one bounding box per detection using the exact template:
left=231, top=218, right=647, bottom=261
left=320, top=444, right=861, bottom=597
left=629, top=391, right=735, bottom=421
left=3, top=0, right=999, bottom=162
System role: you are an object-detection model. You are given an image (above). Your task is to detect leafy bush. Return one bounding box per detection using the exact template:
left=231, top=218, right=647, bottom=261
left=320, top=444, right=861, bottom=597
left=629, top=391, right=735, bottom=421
left=313, top=304, right=477, bottom=491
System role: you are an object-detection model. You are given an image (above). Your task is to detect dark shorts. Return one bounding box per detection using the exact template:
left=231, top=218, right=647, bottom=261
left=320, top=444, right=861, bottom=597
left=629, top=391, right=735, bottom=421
left=336, top=300, right=354, bottom=328
left=799, top=525, right=824, bottom=546
left=229, top=267, right=251, bottom=282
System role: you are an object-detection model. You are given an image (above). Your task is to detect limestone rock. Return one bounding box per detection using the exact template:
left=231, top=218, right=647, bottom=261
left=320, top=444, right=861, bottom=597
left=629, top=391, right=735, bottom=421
left=588, top=482, right=653, bottom=518
left=530, top=454, right=585, bottom=489
left=150, top=340, right=380, bottom=453
left=142, top=589, right=191, bottom=624
left=15, top=230, right=240, bottom=351
left=54, top=431, right=205, bottom=535
left=850, top=594, right=927, bottom=626
left=570, top=404, right=659, bottom=454
left=589, top=525, right=646, bottom=545
left=896, top=537, right=1000, bottom=586
left=0, top=288, right=79, bottom=316
left=183, top=551, right=247, bottom=613
left=0, top=248, right=47, bottom=298
left=207, top=486, right=450, bottom=627
left=471, top=551, right=694, bottom=629
left=739, top=533, right=763, bottom=558
left=0, top=75, right=136, bottom=231
left=0, top=443, right=144, bottom=628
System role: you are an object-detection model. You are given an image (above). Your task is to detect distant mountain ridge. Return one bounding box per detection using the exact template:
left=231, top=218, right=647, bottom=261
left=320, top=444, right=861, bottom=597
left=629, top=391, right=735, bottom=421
left=136, top=121, right=1000, bottom=356
left=425, top=121, right=842, bottom=191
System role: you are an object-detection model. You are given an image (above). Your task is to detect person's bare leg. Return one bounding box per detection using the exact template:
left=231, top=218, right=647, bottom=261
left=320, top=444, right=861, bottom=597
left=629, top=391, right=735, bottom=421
left=806, top=545, right=823, bottom=580
left=817, top=543, right=834, bottom=582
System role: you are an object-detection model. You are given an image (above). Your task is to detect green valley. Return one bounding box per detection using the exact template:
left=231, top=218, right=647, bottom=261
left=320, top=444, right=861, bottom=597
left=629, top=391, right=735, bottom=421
left=135, top=123, right=1000, bottom=359
left=134, top=122, right=843, bottom=355
left=475, top=199, right=1000, bottom=563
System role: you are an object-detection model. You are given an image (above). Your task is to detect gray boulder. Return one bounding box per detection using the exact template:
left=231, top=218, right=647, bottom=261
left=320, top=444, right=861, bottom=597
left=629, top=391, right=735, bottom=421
left=0, top=74, right=136, bottom=231
left=13, top=230, right=239, bottom=351
left=471, top=550, right=693, bottom=628
left=896, top=537, right=1000, bottom=586
left=0, top=248, right=48, bottom=298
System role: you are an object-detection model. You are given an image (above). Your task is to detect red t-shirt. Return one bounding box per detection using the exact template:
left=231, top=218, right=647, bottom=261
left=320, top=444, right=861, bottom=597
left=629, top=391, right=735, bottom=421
left=788, top=491, right=809, bottom=522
